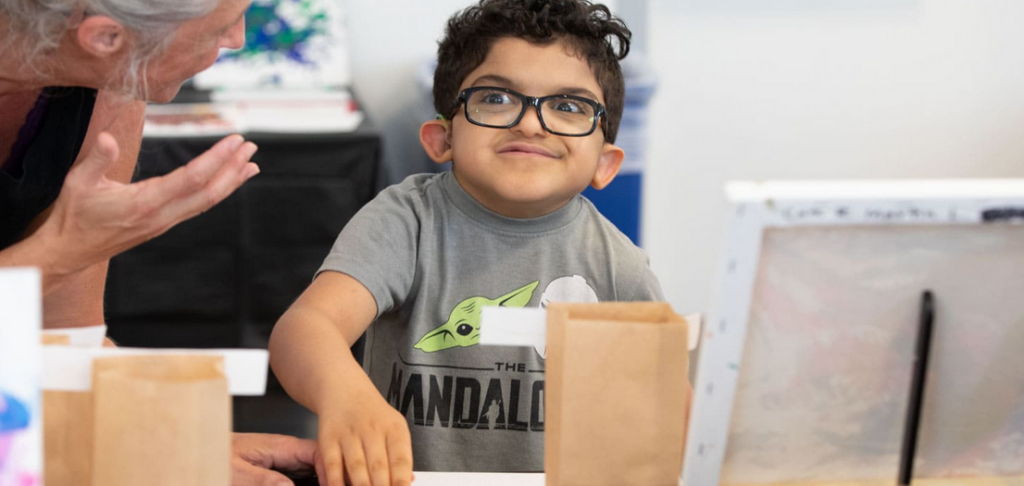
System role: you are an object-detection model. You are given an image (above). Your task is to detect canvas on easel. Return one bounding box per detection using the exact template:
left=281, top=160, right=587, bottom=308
left=683, top=180, right=1024, bottom=486
left=193, top=0, right=351, bottom=90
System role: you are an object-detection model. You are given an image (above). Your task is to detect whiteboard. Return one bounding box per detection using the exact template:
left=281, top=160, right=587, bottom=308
left=683, top=180, right=1024, bottom=485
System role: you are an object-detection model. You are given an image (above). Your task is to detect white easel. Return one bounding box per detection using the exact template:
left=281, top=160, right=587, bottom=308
left=683, top=180, right=1024, bottom=485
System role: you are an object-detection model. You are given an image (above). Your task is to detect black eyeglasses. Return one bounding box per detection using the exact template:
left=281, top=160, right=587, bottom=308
left=450, top=86, right=607, bottom=138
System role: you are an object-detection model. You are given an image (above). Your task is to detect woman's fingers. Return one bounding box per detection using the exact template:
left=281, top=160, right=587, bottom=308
left=154, top=142, right=258, bottom=226
left=69, top=132, right=121, bottom=186
left=135, top=134, right=243, bottom=205
left=230, top=457, right=295, bottom=486
left=141, top=135, right=256, bottom=226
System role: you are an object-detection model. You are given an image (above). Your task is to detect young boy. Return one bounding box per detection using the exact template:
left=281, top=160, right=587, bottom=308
left=269, top=0, right=664, bottom=484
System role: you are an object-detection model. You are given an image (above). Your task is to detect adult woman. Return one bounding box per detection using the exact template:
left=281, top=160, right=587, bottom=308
left=0, top=1, right=317, bottom=484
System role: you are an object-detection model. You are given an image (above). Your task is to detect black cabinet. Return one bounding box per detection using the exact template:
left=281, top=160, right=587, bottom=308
left=105, top=124, right=381, bottom=438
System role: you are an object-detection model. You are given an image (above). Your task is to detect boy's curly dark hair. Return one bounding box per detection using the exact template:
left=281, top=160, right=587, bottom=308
left=434, top=0, right=631, bottom=143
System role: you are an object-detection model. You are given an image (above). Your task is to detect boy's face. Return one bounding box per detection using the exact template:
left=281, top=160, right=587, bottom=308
left=424, top=37, right=624, bottom=219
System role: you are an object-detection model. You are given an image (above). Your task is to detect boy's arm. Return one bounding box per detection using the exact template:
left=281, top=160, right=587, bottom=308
left=269, top=271, right=413, bottom=486
left=270, top=271, right=376, bottom=407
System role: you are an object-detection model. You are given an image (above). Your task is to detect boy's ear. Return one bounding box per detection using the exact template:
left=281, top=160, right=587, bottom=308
left=591, top=143, right=625, bottom=190
left=420, top=119, right=454, bottom=165
left=76, top=16, right=129, bottom=58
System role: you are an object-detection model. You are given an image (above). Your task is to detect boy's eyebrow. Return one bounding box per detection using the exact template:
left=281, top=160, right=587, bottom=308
left=470, top=74, right=602, bottom=101
left=470, top=74, right=518, bottom=89
left=556, top=86, right=602, bottom=101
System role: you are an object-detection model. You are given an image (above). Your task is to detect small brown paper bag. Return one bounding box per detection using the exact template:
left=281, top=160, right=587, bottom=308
left=43, top=390, right=93, bottom=486
left=545, top=302, right=690, bottom=486
left=42, top=354, right=231, bottom=486
left=41, top=337, right=93, bottom=486
left=91, top=355, right=231, bottom=486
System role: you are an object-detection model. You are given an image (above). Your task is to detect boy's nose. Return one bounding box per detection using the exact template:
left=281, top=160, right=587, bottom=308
left=511, top=105, right=547, bottom=137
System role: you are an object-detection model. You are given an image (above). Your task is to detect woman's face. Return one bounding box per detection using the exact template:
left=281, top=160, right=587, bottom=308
left=142, top=0, right=250, bottom=102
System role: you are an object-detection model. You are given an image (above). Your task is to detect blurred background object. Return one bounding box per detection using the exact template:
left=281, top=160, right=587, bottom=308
left=194, top=0, right=352, bottom=90
left=644, top=0, right=1024, bottom=317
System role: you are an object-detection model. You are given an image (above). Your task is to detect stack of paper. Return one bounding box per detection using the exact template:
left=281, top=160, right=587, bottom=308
left=144, top=89, right=363, bottom=137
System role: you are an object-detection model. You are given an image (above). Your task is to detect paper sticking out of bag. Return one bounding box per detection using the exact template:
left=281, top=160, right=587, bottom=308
left=41, top=347, right=269, bottom=395
left=481, top=307, right=549, bottom=356
left=41, top=325, right=108, bottom=347
left=481, top=303, right=691, bottom=486
left=481, top=307, right=702, bottom=352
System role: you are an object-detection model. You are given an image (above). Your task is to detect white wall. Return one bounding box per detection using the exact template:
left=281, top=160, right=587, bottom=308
left=644, top=0, right=1024, bottom=315
left=346, top=0, right=618, bottom=183
left=346, top=0, right=474, bottom=183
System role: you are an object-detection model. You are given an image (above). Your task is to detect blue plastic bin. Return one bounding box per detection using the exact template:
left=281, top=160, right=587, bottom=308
left=582, top=53, right=656, bottom=246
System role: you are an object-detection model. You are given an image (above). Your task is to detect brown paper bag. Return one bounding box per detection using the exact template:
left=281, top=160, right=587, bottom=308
left=43, top=390, right=94, bottom=486
left=91, top=355, right=231, bottom=486
left=41, top=334, right=71, bottom=345
left=545, top=302, right=690, bottom=486
left=41, top=337, right=94, bottom=486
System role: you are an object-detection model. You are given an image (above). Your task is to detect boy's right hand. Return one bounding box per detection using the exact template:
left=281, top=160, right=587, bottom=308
left=315, top=385, right=414, bottom=486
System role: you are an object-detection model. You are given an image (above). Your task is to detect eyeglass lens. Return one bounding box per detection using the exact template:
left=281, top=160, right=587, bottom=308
left=464, top=89, right=597, bottom=135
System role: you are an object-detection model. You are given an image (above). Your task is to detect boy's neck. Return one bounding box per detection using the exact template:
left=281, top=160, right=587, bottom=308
left=450, top=171, right=576, bottom=219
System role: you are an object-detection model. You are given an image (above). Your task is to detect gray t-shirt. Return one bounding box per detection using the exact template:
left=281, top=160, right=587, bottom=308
left=319, top=170, right=664, bottom=472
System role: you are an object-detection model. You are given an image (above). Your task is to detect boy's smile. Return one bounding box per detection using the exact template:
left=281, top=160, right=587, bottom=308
left=425, top=37, right=624, bottom=219
left=498, top=141, right=559, bottom=159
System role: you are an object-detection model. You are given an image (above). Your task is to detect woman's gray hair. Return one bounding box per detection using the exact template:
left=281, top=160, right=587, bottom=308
left=1, top=0, right=221, bottom=98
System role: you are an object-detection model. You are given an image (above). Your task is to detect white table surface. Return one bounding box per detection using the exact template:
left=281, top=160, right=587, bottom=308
left=411, top=472, right=545, bottom=485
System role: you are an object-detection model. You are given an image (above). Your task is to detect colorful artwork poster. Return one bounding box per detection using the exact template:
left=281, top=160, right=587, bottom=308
left=0, top=268, right=42, bottom=486
left=194, top=0, right=351, bottom=90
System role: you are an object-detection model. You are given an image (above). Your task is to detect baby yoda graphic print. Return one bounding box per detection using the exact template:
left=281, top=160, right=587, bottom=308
left=413, top=281, right=539, bottom=353
left=534, top=275, right=599, bottom=358
left=385, top=276, right=600, bottom=446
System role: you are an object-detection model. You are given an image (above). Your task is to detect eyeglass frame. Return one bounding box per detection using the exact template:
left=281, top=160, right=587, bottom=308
left=448, top=86, right=608, bottom=138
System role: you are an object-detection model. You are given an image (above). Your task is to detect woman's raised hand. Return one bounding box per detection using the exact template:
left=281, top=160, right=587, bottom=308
left=32, top=131, right=258, bottom=281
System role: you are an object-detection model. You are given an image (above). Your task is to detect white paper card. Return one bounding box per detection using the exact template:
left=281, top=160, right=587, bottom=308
left=0, top=267, right=42, bottom=486
left=481, top=307, right=703, bottom=354
left=41, top=325, right=107, bottom=348
left=41, top=347, right=269, bottom=396
left=479, top=307, right=547, bottom=358
left=684, top=313, right=703, bottom=352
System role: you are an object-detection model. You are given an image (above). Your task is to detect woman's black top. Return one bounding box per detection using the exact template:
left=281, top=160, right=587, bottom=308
left=0, top=87, right=97, bottom=249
